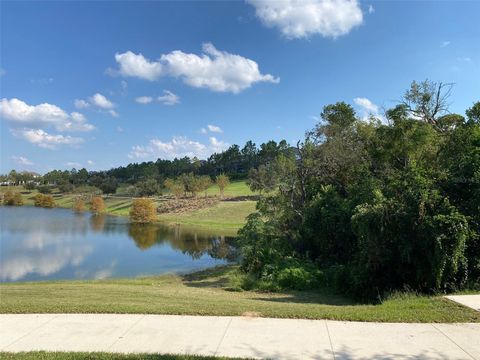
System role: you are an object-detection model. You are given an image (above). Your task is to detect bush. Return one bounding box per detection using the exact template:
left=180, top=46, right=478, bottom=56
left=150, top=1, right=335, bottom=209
left=37, top=185, right=52, bottom=194
left=73, top=197, right=85, bottom=212
left=24, top=182, right=36, bottom=190
left=3, top=190, right=23, bottom=206
left=58, top=181, right=74, bottom=193
left=34, top=194, right=55, bottom=208
left=130, top=198, right=157, bottom=223
left=90, top=196, right=105, bottom=214
left=277, top=266, right=323, bottom=290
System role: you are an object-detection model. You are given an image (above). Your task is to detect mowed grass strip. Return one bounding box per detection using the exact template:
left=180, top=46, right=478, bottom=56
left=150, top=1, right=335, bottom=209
left=1, top=266, right=479, bottom=323
left=0, top=352, right=247, bottom=360
left=158, top=201, right=257, bottom=231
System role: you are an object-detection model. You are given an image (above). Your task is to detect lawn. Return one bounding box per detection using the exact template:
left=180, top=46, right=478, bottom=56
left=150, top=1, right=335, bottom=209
left=1, top=266, right=478, bottom=323
left=0, top=352, right=245, bottom=360
left=158, top=201, right=256, bottom=231
left=205, top=181, right=257, bottom=197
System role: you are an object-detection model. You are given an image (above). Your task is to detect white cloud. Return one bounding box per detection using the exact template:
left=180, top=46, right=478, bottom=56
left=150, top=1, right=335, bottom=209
left=90, top=93, right=114, bottom=109
left=441, top=41, right=451, bottom=47
left=157, top=90, right=180, bottom=105
left=117, top=126, right=124, bottom=132
left=11, top=128, right=84, bottom=149
left=207, top=124, right=223, bottom=133
left=368, top=4, right=374, bottom=14
left=111, top=43, right=279, bottom=93
left=12, top=156, right=33, bottom=166
left=87, top=160, right=94, bottom=165
left=74, top=99, right=90, bottom=109
left=128, top=136, right=229, bottom=160
left=0, top=98, right=94, bottom=132
left=0, top=68, right=5, bottom=77
left=247, top=0, right=363, bottom=39
left=354, top=97, right=385, bottom=122
left=114, top=51, right=163, bottom=81
left=135, top=96, right=153, bottom=104
left=75, top=93, right=117, bottom=117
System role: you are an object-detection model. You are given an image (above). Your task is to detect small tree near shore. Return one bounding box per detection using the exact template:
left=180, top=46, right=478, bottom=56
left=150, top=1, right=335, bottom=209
left=130, top=198, right=157, bottom=223
left=90, top=196, right=105, bottom=214
left=164, top=178, right=184, bottom=198
left=216, top=174, right=230, bottom=198
left=73, top=197, right=86, bottom=213
left=34, top=194, right=55, bottom=208
left=3, top=190, right=23, bottom=206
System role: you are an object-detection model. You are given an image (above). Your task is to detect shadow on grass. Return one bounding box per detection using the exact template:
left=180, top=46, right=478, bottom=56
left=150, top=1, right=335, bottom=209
left=181, top=266, right=232, bottom=289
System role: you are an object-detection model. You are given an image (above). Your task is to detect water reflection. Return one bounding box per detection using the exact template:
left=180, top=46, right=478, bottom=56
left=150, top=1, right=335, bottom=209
left=0, top=207, right=237, bottom=282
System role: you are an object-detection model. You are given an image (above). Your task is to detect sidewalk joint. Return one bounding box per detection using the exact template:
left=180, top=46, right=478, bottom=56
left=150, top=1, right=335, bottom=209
left=325, top=320, right=336, bottom=360
left=214, top=316, right=233, bottom=356
left=431, top=324, right=476, bottom=360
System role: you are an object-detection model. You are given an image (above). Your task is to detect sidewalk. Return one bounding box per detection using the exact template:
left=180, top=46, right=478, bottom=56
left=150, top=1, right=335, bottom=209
left=1, top=314, right=479, bottom=359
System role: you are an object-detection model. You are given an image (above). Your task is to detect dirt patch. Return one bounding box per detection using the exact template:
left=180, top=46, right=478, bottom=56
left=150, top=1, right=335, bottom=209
left=157, top=197, right=220, bottom=214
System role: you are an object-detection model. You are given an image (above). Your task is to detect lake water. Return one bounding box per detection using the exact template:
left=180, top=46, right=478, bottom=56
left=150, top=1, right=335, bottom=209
left=0, top=206, right=238, bottom=283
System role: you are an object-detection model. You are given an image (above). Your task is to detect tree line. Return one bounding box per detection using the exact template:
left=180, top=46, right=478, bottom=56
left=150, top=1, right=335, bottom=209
left=238, top=80, right=480, bottom=300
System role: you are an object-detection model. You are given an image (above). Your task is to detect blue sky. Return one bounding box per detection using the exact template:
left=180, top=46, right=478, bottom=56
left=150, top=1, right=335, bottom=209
left=1, top=0, right=479, bottom=173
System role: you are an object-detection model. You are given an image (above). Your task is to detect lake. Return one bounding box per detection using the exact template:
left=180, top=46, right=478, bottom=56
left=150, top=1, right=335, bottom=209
left=0, top=206, right=238, bottom=282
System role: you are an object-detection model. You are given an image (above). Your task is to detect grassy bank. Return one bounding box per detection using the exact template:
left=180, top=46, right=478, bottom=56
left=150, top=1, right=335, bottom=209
left=1, top=266, right=478, bottom=323
left=0, top=181, right=257, bottom=231
left=0, top=352, right=245, bottom=360
left=158, top=201, right=256, bottom=231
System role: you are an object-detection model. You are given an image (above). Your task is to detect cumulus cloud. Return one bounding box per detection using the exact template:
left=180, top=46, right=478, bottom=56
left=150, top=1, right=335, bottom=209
left=354, top=97, right=385, bottom=122
left=0, top=98, right=94, bottom=132
left=11, top=128, right=84, bottom=149
left=111, top=43, right=279, bottom=93
left=207, top=124, right=223, bottom=133
left=75, top=93, right=117, bottom=117
left=90, top=93, right=114, bottom=109
left=441, top=41, right=451, bottom=48
left=136, top=91, right=180, bottom=106
left=12, top=156, right=33, bottom=166
left=128, top=136, right=229, bottom=160
left=158, top=90, right=180, bottom=105
left=247, top=0, right=364, bottom=39
left=87, top=160, right=94, bottom=165
left=135, top=96, right=153, bottom=104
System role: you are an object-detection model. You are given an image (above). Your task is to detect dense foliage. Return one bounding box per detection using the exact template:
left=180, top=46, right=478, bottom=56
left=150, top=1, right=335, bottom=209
left=239, top=81, right=480, bottom=300
left=2, top=190, right=23, bottom=206
left=33, top=194, right=55, bottom=208
left=130, top=198, right=157, bottom=223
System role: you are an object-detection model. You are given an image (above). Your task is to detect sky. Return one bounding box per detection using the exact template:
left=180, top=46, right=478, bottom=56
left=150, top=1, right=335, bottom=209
left=0, top=0, right=479, bottom=174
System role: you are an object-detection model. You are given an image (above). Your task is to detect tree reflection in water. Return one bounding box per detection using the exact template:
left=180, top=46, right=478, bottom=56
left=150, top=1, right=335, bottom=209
left=127, top=223, right=238, bottom=261
left=90, top=214, right=106, bottom=232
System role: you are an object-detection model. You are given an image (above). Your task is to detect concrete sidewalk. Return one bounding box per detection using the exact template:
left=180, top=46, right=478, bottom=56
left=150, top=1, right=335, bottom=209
left=1, top=314, right=479, bottom=360
left=446, top=295, right=480, bottom=312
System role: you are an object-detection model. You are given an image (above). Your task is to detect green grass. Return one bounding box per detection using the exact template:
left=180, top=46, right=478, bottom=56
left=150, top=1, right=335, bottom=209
left=0, top=352, right=246, bottom=360
left=158, top=201, right=256, bottom=231
left=1, top=266, right=478, bottom=323
left=205, top=181, right=256, bottom=197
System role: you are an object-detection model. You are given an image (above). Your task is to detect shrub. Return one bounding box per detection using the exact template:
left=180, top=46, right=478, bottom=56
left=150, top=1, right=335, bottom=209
left=90, top=196, right=105, bottom=214
left=24, top=182, right=36, bottom=190
left=3, top=190, right=23, bottom=206
left=37, top=185, right=52, bottom=194
left=58, top=181, right=74, bottom=193
left=277, top=266, right=323, bottom=290
left=34, top=194, right=55, bottom=208
left=73, top=197, right=86, bottom=213
left=130, top=198, right=157, bottom=223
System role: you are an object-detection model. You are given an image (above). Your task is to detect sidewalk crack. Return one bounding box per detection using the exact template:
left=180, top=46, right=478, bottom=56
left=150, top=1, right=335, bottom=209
left=431, top=324, right=475, bottom=360
left=1, top=314, right=61, bottom=351
left=325, top=320, right=336, bottom=360
left=214, top=316, right=233, bottom=356
left=108, top=314, right=146, bottom=350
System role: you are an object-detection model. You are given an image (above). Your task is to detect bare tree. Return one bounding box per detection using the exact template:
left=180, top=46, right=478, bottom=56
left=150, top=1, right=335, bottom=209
left=401, top=79, right=454, bottom=130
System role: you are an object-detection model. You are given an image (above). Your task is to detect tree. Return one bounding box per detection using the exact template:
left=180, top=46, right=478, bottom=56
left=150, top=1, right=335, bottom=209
left=198, top=175, right=212, bottom=198
left=90, top=196, right=105, bottom=214
left=247, top=165, right=277, bottom=194
left=99, top=177, right=118, bottom=194
left=401, top=79, right=453, bottom=130
left=466, top=101, right=480, bottom=124
left=3, top=190, right=23, bottom=206
left=34, top=194, right=55, bottom=208
left=164, top=178, right=184, bottom=198
left=73, top=197, right=86, bottom=213
left=216, top=174, right=230, bottom=198
left=135, top=178, right=161, bottom=197
left=130, top=198, right=157, bottom=223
